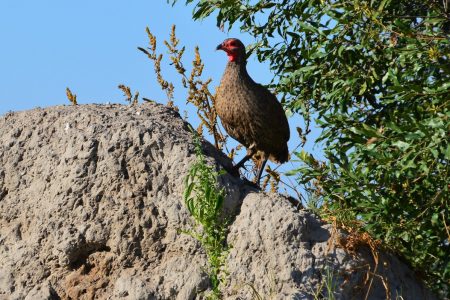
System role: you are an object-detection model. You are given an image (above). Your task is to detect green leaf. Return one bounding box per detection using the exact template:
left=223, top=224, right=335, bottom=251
left=362, top=123, right=383, bottom=138
left=386, top=121, right=403, bottom=133
left=445, top=145, right=450, bottom=159
left=338, top=45, right=345, bottom=56
left=426, top=118, right=444, bottom=128
left=437, top=81, right=450, bottom=92
left=359, top=82, right=367, bottom=95
left=378, top=0, right=391, bottom=12
left=392, top=141, right=410, bottom=151
left=298, top=21, right=319, bottom=34
left=215, top=194, right=224, bottom=211
left=431, top=213, right=439, bottom=226
left=296, top=149, right=316, bottom=165
left=430, top=148, right=438, bottom=159
left=382, top=71, right=389, bottom=84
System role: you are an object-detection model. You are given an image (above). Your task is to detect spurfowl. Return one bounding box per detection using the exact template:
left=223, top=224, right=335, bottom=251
left=216, top=38, right=290, bottom=184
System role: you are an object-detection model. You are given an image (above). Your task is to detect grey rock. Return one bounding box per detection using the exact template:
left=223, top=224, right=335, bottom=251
left=24, top=281, right=58, bottom=300
left=0, top=103, right=435, bottom=299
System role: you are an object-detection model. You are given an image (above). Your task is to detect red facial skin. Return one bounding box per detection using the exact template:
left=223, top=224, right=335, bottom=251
left=217, top=39, right=241, bottom=62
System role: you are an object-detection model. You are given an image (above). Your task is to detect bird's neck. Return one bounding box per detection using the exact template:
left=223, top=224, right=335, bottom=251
left=223, top=61, right=256, bottom=86
left=225, top=60, right=248, bottom=75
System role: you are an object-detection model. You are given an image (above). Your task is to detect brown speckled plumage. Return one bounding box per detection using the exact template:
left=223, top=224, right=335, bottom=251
left=216, top=38, right=290, bottom=165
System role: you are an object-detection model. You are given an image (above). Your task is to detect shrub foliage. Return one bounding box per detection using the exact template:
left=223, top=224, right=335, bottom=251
left=172, top=0, right=450, bottom=294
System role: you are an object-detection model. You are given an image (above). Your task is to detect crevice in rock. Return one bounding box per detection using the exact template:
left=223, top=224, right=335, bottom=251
left=49, top=287, right=62, bottom=300
left=120, top=156, right=129, bottom=179
left=88, top=139, right=99, bottom=174
left=68, top=243, right=111, bottom=271
left=94, top=191, right=104, bottom=202
left=0, top=188, right=8, bottom=201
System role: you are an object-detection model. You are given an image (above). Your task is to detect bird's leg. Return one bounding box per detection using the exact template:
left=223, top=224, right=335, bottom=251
left=229, top=146, right=256, bottom=176
left=233, top=153, right=253, bottom=170
left=255, top=157, right=268, bottom=186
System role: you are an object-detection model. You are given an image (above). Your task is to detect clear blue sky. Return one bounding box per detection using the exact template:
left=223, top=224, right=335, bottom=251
left=0, top=1, right=323, bottom=194
left=0, top=1, right=269, bottom=114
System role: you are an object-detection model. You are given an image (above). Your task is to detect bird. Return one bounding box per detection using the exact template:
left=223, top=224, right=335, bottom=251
left=215, top=38, right=290, bottom=184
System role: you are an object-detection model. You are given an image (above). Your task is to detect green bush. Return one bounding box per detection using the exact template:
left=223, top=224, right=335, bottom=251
left=172, top=0, right=449, bottom=295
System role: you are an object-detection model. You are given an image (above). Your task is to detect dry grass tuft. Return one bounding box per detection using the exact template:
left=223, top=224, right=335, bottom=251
left=325, top=215, right=390, bottom=300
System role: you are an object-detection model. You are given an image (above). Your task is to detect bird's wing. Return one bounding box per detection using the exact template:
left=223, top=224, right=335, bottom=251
left=253, top=84, right=290, bottom=143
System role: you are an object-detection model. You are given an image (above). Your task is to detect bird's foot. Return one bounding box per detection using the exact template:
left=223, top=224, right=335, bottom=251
left=222, top=163, right=263, bottom=190
left=245, top=180, right=261, bottom=190
left=222, top=164, right=240, bottom=177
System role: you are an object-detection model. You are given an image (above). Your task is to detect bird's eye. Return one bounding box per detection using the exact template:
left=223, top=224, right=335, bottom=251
left=229, top=41, right=236, bottom=46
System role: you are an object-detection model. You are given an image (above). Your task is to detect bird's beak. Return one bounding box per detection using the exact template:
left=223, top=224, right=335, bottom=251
left=216, top=43, right=223, bottom=51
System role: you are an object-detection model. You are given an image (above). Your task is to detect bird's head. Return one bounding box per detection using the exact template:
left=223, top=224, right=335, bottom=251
left=216, top=38, right=246, bottom=63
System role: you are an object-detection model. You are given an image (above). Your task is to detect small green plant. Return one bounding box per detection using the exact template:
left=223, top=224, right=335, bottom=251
left=66, top=87, right=77, bottom=105
left=184, top=132, right=229, bottom=298
left=310, top=265, right=337, bottom=300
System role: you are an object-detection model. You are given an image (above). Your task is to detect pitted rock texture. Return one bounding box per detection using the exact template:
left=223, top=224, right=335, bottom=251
left=224, top=193, right=436, bottom=299
left=0, top=103, right=435, bottom=300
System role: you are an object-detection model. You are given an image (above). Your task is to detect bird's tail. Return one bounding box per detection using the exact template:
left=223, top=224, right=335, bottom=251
left=269, top=143, right=289, bottom=164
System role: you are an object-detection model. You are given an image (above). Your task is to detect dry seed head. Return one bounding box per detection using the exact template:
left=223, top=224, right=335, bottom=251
left=270, top=180, right=277, bottom=193
left=146, top=27, right=157, bottom=52
left=133, top=91, right=139, bottom=105
left=140, top=24, right=226, bottom=150
left=118, top=84, right=132, bottom=101
left=170, top=25, right=178, bottom=48
left=228, top=148, right=235, bottom=159
left=164, top=40, right=174, bottom=52
left=118, top=84, right=139, bottom=105
left=179, top=46, right=185, bottom=58
left=194, top=47, right=201, bottom=65
left=169, top=54, right=178, bottom=64
left=265, top=167, right=281, bottom=193
left=166, top=100, right=178, bottom=111
left=176, top=64, right=186, bottom=75
left=66, top=87, right=77, bottom=105
left=262, top=175, right=270, bottom=190
left=197, top=123, right=204, bottom=135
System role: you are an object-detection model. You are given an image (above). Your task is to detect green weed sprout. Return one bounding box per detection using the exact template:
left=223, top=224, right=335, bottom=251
left=184, top=132, right=229, bottom=299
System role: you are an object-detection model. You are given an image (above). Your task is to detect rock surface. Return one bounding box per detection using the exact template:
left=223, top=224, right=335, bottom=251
left=0, top=103, right=435, bottom=299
